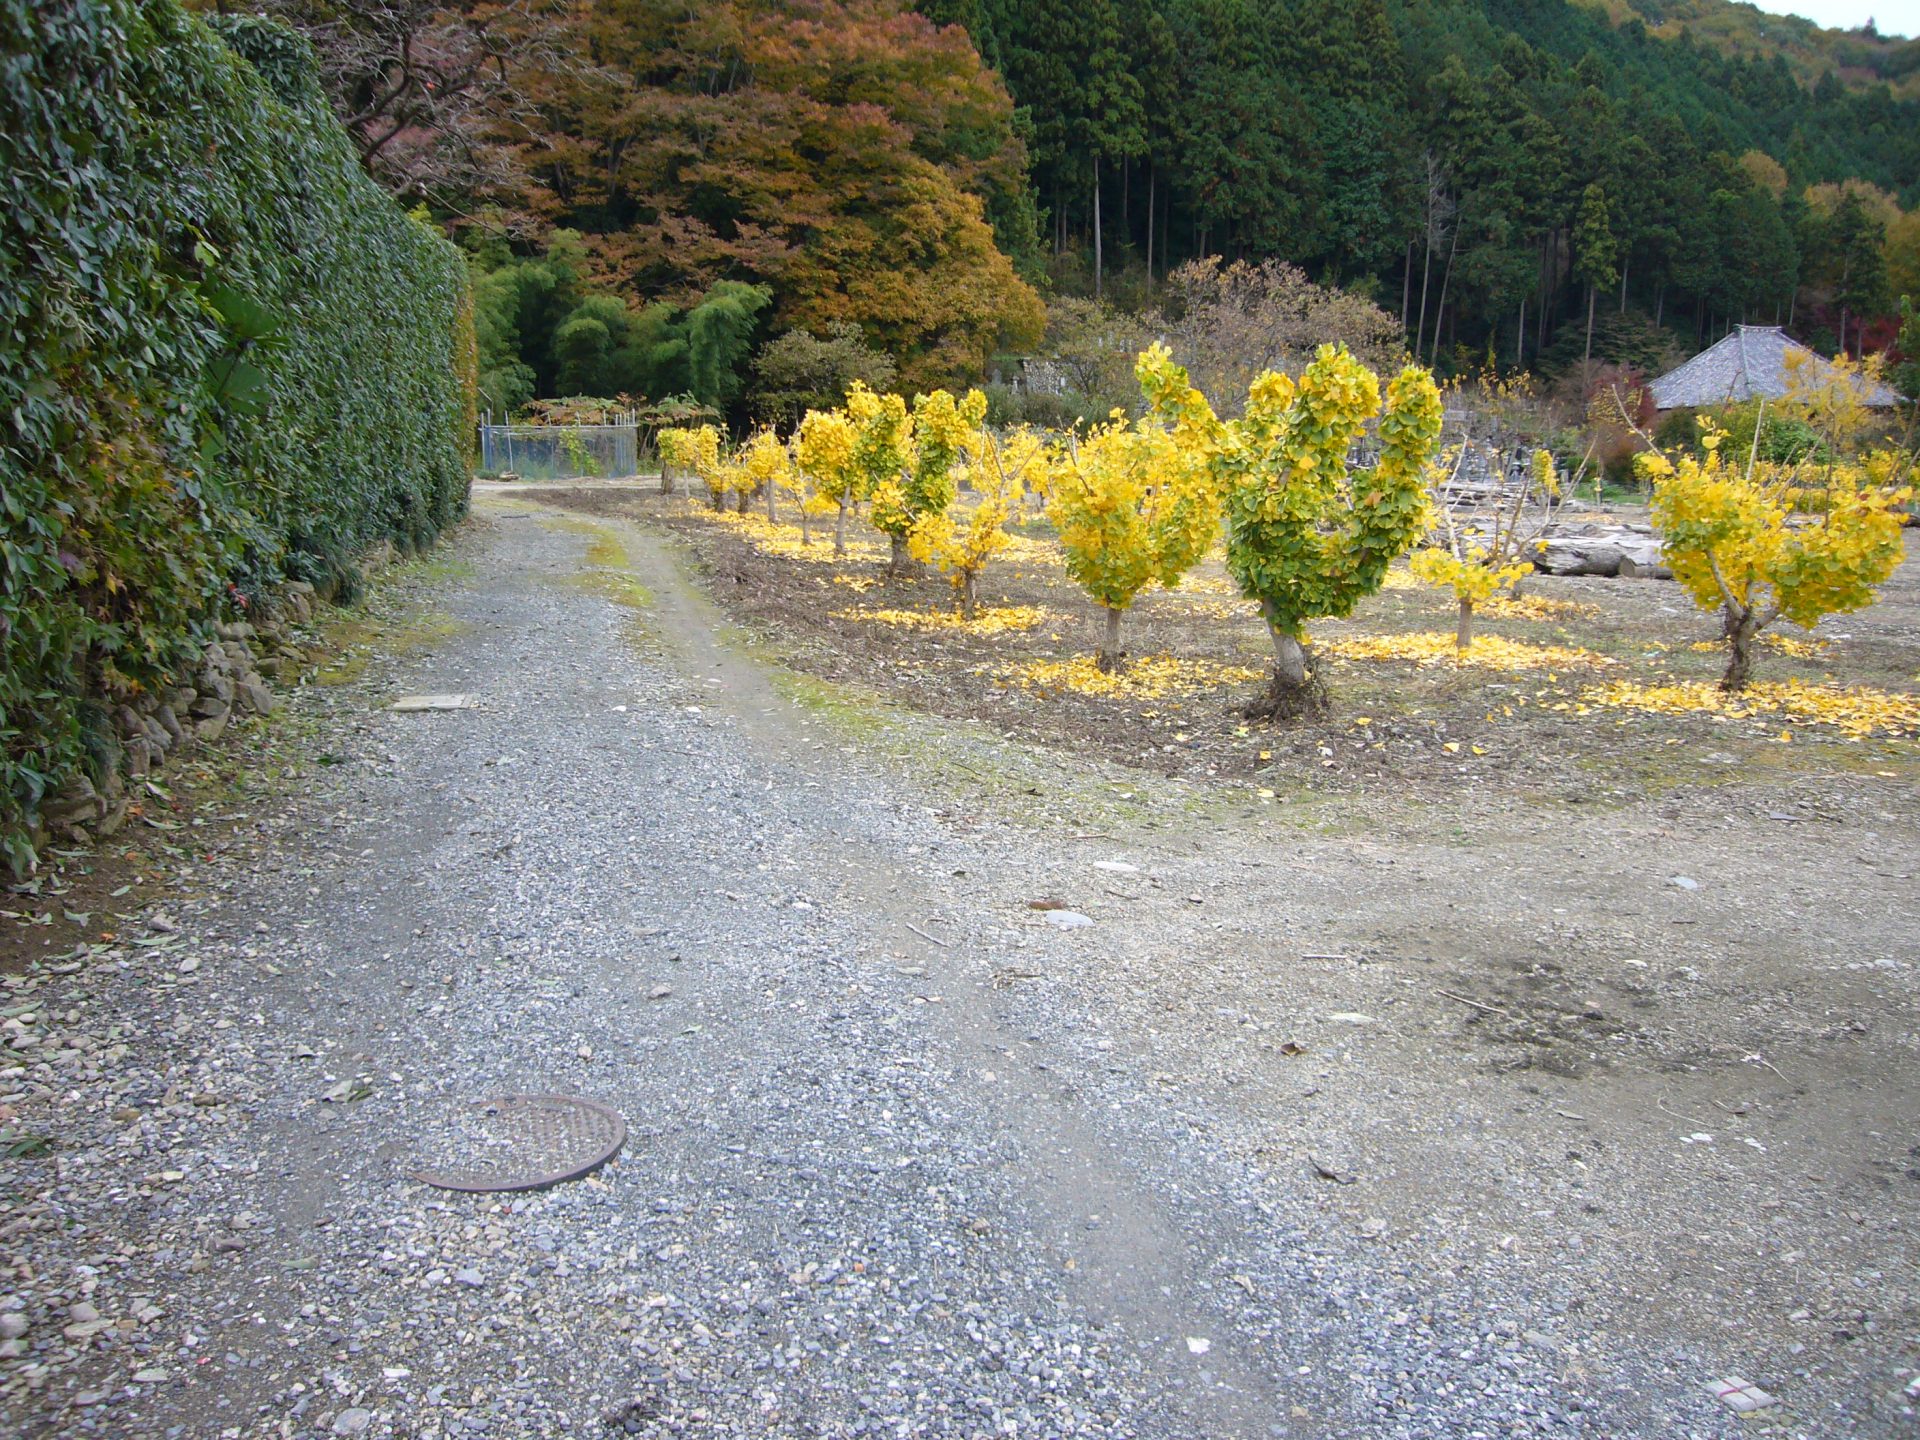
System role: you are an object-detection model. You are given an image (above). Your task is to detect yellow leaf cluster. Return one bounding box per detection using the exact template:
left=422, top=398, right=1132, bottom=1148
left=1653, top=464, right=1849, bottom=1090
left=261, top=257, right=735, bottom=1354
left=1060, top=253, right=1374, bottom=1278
left=793, top=410, right=857, bottom=512
left=908, top=425, right=1050, bottom=608
left=1048, top=414, right=1220, bottom=614
left=1641, top=435, right=1910, bottom=636
left=1408, top=547, right=1533, bottom=606
left=659, top=425, right=722, bottom=500
left=1320, top=632, right=1611, bottom=671
left=1001, top=654, right=1265, bottom=700
left=1581, top=679, right=1920, bottom=738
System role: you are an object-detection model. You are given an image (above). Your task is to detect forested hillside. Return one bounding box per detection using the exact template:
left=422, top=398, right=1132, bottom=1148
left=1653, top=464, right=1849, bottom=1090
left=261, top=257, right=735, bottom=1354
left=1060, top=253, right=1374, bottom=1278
left=232, top=0, right=1920, bottom=408
left=1579, top=0, right=1920, bottom=98
left=948, top=0, right=1919, bottom=364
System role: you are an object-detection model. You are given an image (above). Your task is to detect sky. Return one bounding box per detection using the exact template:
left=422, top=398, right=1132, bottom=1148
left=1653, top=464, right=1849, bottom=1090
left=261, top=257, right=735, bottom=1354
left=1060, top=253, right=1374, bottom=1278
left=1752, top=0, right=1919, bottom=36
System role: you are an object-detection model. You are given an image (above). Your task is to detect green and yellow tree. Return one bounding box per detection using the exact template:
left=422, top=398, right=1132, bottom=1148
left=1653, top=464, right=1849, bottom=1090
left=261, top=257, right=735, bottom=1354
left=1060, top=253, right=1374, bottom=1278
left=1140, top=341, right=1444, bottom=716
left=1048, top=412, right=1220, bottom=671
left=910, top=425, right=1053, bottom=619
left=868, top=387, right=986, bottom=572
left=1639, top=425, right=1911, bottom=691
left=844, top=381, right=912, bottom=562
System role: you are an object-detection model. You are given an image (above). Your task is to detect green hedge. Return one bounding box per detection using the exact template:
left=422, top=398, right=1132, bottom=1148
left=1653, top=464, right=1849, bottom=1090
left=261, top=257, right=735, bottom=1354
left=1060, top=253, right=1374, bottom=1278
left=0, top=0, right=476, bottom=871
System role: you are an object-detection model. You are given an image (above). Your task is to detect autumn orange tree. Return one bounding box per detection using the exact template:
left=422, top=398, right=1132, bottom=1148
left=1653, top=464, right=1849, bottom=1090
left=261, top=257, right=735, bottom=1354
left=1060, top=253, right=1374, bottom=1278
left=501, top=0, right=1043, bottom=388
left=1639, top=423, right=1911, bottom=691
left=1141, top=342, right=1444, bottom=716
left=1048, top=413, right=1220, bottom=672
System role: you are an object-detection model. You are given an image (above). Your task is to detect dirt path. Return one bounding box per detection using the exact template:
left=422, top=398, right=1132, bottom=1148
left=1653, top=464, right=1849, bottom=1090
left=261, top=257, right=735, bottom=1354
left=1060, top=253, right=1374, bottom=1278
left=2, top=499, right=1914, bottom=1438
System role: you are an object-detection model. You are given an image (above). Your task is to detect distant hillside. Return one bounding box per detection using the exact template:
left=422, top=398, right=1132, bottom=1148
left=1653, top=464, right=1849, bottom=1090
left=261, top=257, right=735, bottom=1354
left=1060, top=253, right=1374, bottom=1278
left=1576, top=0, right=1920, bottom=98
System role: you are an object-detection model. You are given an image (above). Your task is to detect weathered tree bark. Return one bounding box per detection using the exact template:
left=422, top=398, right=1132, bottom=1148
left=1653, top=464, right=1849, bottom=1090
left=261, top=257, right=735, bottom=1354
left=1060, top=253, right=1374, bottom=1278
left=765, top=477, right=777, bottom=522
left=1097, top=606, right=1124, bottom=673
left=734, top=487, right=750, bottom=515
left=960, top=571, right=979, bottom=621
left=1721, top=605, right=1761, bottom=692
left=1429, top=224, right=1459, bottom=365
left=660, top=459, right=675, bottom=496
left=1249, top=612, right=1328, bottom=721
left=1270, top=625, right=1307, bottom=687
left=1145, top=162, right=1155, bottom=288
left=1456, top=596, right=1475, bottom=651
left=1092, top=153, right=1104, bottom=300
left=890, top=534, right=911, bottom=574
left=799, top=507, right=811, bottom=545
left=710, top=489, right=726, bottom=513
left=834, top=502, right=848, bottom=558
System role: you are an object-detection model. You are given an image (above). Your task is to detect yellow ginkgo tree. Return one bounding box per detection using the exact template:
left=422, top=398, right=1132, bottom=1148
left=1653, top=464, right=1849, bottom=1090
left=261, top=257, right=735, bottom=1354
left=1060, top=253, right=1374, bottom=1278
left=794, top=408, right=860, bottom=552
left=910, top=424, right=1054, bottom=619
left=660, top=425, right=724, bottom=509
left=732, top=429, right=792, bottom=518
left=1048, top=412, right=1220, bottom=671
left=1140, top=341, right=1444, bottom=717
left=1639, top=424, right=1910, bottom=692
left=1411, top=447, right=1565, bottom=650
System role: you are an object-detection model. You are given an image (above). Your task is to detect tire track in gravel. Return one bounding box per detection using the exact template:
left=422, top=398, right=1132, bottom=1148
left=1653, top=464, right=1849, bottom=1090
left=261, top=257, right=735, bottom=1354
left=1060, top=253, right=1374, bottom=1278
left=576, top=511, right=1295, bottom=1433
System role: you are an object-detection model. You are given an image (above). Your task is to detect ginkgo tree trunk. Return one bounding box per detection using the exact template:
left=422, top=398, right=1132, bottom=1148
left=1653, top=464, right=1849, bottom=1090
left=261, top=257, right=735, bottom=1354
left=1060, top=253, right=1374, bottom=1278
left=1140, top=341, right=1444, bottom=717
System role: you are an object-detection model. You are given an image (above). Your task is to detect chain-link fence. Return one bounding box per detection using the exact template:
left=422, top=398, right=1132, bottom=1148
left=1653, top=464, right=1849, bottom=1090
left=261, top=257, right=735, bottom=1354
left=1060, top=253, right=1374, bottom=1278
left=478, top=423, right=640, bottom=480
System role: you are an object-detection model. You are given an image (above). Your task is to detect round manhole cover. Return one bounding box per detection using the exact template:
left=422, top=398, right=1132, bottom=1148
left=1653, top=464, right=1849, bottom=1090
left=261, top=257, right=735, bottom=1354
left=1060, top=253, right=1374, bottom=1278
left=407, top=1094, right=627, bottom=1193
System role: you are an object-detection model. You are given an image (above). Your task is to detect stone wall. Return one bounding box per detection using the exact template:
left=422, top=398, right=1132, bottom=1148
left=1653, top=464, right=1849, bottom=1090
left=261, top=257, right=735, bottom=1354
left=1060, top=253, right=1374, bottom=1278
left=36, top=583, right=320, bottom=846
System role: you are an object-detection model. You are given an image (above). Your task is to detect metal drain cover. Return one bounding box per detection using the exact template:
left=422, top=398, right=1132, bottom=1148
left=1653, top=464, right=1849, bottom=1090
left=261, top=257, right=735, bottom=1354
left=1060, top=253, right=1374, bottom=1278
left=407, top=1094, right=627, bottom=1193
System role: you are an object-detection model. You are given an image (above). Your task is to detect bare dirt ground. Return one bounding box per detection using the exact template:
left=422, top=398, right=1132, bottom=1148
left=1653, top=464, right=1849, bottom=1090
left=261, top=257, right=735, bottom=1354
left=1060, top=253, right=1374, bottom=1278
left=1, top=486, right=1915, bottom=1438
left=527, top=482, right=1920, bottom=1432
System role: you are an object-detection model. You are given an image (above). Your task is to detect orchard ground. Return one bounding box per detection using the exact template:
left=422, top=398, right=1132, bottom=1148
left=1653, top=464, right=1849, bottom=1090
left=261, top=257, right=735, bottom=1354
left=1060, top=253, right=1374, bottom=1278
left=0, top=483, right=1915, bottom=1437
left=545, top=481, right=1920, bottom=798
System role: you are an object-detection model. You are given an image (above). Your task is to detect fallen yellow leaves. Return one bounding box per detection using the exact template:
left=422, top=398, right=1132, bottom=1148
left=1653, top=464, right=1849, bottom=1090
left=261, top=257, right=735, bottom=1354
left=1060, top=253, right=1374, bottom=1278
left=1479, top=594, right=1600, bottom=622
left=1173, top=572, right=1239, bottom=597
left=831, top=574, right=880, bottom=593
left=704, top=508, right=888, bottom=564
left=1318, top=632, right=1611, bottom=672
left=835, top=605, right=1056, bottom=635
left=997, top=532, right=1066, bottom=567
left=1687, top=633, right=1827, bottom=659
left=1581, top=678, right=1920, bottom=738
left=1001, top=654, right=1266, bottom=700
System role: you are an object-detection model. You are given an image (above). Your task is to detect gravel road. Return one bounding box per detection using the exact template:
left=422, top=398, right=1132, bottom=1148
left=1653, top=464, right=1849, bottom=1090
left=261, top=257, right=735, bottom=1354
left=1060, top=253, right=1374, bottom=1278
left=2, top=498, right=1913, bottom=1438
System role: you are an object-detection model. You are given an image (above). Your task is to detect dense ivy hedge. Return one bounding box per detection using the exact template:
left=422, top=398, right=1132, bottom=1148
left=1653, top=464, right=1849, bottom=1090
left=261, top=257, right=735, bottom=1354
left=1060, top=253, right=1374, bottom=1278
left=0, top=0, right=476, bottom=871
